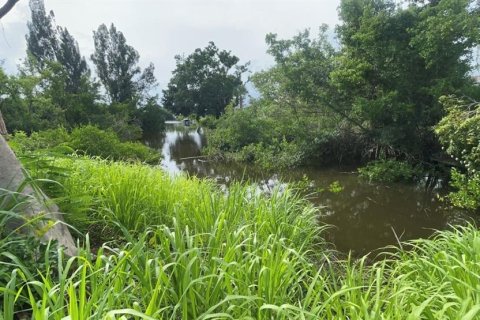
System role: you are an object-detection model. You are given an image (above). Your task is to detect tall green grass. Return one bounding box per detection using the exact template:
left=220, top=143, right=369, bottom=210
left=1, top=157, right=480, bottom=319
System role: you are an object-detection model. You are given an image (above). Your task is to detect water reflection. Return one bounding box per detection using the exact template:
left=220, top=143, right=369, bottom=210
left=147, top=123, right=477, bottom=256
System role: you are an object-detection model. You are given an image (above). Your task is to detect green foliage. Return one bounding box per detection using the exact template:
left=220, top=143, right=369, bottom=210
left=435, top=96, right=480, bottom=173
left=358, top=159, right=421, bottom=183
left=0, top=182, right=60, bottom=316
left=332, top=0, right=480, bottom=157
left=435, top=96, right=480, bottom=209
left=9, top=125, right=160, bottom=164
left=69, top=125, right=120, bottom=158
left=116, top=141, right=161, bottom=163
left=447, top=169, right=480, bottom=210
left=69, top=125, right=160, bottom=163
left=197, top=115, right=218, bottom=129
left=207, top=105, right=273, bottom=153
left=328, top=181, right=344, bottom=193
left=8, top=128, right=70, bottom=153
left=206, top=98, right=363, bottom=170
left=1, top=4, right=165, bottom=139
left=2, top=157, right=480, bottom=318
left=91, top=23, right=157, bottom=105
left=162, top=42, right=248, bottom=117
left=206, top=104, right=309, bottom=170
left=136, top=101, right=173, bottom=135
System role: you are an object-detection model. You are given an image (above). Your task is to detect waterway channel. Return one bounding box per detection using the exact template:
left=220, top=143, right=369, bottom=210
left=145, top=122, right=477, bottom=256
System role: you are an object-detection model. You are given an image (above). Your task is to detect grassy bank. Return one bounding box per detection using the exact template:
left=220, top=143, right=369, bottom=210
left=1, top=157, right=480, bottom=319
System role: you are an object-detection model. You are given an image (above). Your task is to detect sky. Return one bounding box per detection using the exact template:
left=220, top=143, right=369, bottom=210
left=0, top=0, right=341, bottom=91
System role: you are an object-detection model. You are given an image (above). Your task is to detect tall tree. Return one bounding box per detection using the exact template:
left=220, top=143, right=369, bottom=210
left=26, top=0, right=58, bottom=69
left=26, top=0, right=91, bottom=96
left=91, top=23, right=156, bottom=105
left=162, top=42, right=248, bottom=117
left=56, top=27, right=90, bottom=94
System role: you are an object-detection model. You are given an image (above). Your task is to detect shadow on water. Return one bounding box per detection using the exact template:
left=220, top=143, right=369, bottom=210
left=145, top=123, right=478, bottom=256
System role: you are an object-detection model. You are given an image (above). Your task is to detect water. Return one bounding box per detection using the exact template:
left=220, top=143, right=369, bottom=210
left=146, top=123, right=477, bottom=256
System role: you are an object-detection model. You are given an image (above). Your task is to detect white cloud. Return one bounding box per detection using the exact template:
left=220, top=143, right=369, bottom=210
left=1, top=0, right=341, bottom=90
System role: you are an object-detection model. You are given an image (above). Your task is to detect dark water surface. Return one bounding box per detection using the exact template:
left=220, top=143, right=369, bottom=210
left=146, top=123, right=476, bottom=256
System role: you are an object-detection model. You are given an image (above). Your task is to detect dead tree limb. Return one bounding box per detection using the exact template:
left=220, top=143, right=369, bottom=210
left=0, top=0, right=20, bottom=20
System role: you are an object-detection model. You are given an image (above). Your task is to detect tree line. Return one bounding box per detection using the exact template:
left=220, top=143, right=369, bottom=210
left=1, top=0, right=173, bottom=139
left=205, top=0, right=480, bottom=173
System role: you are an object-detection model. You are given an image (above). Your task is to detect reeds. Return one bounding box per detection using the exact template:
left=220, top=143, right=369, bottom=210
left=1, top=157, right=480, bottom=319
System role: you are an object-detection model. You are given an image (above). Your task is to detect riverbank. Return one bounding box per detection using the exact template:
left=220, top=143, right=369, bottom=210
left=1, top=155, right=480, bottom=318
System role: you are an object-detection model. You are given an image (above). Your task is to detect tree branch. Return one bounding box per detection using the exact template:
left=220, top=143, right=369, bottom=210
left=0, top=0, right=19, bottom=20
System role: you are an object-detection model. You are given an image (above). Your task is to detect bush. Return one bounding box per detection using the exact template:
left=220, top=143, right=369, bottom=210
left=116, top=141, right=160, bottom=163
left=10, top=125, right=160, bottom=164
left=207, top=106, right=273, bottom=152
left=198, top=115, right=218, bottom=129
left=435, top=96, right=480, bottom=210
left=70, top=125, right=119, bottom=159
left=70, top=125, right=160, bottom=163
left=446, top=169, right=480, bottom=210
left=9, top=128, right=70, bottom=153
left=237, top=138, right=305, bottom=170
left=136, top=102, right=174, bottom=135
left=358, top=159, right=421, bottom=183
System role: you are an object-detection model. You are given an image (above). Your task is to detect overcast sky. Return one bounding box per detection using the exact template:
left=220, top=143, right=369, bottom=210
left=1, top=0, right=341, bottom=90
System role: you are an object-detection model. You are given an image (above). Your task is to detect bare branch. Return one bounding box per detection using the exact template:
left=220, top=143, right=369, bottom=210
left=0, top=0, right=20, bottom=20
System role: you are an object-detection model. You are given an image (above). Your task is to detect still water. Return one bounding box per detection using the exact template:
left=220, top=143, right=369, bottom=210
left=146, top=123, right=476, bottom=256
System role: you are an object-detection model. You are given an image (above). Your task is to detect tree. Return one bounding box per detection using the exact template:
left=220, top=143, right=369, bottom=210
left=162, top=42, right=248, bottom=117
left=26, top=0, right=58, bottom=69
left=91, top=23, right=157, bottom=106
left=56, top=27, right=90, bottom=94
left=331, top=0, right=480, bottom=158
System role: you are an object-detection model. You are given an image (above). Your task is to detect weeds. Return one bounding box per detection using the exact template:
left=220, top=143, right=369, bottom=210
left=1, top=157, right=479, bottom=319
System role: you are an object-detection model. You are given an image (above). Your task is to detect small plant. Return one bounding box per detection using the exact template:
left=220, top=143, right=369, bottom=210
left=328, top=180, right=344, bottom=193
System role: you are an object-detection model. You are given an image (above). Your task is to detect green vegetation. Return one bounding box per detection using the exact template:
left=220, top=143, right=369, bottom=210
left=0, top=0, right=172, bottom=140
left=1, top=156, right=480, bottom=318
left=358, top=159, right=421, bottom=183
left=205, top=0, right=480, bottom=172
left=1, top=0, right=480, bottom=318
left=435, top=96, right=480, bottom=209
left=9, top=126, right=160, bottom=163
left=162, top=42, right=248, bottom=118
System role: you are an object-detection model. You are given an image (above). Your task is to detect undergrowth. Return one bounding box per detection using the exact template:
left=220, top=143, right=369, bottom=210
left=0, top=156, right=479, bottom=319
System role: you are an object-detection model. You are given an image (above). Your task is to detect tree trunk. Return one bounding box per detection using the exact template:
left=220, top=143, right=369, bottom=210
left=0, top=135, right=76, bottom=255
left=0, top=110, right=7, bottom=135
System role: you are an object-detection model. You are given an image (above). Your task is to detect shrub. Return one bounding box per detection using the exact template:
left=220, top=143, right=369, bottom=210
left=70, top=126, right=160, bottom=164
left=116, top=141, right=160, bottom=163
left=446, top=169, right=480, bottom=210
left=10, top=125, right=160, bottom=164
left=198, top=115, right=218, bottom=129
left=435, top=96, right=480, bottom=209
left=358, top=159, right=420, bottom=183
left=136, top=103, right=174, bottom=135
left=69, top=125, right=120, bottom=159
left=9, top=128, right=70, bottom=153
left=207, top=106, right=273, bottom=152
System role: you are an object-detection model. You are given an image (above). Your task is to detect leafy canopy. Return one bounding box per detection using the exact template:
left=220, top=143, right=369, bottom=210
left=162, top=42, right=248, bottom=117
